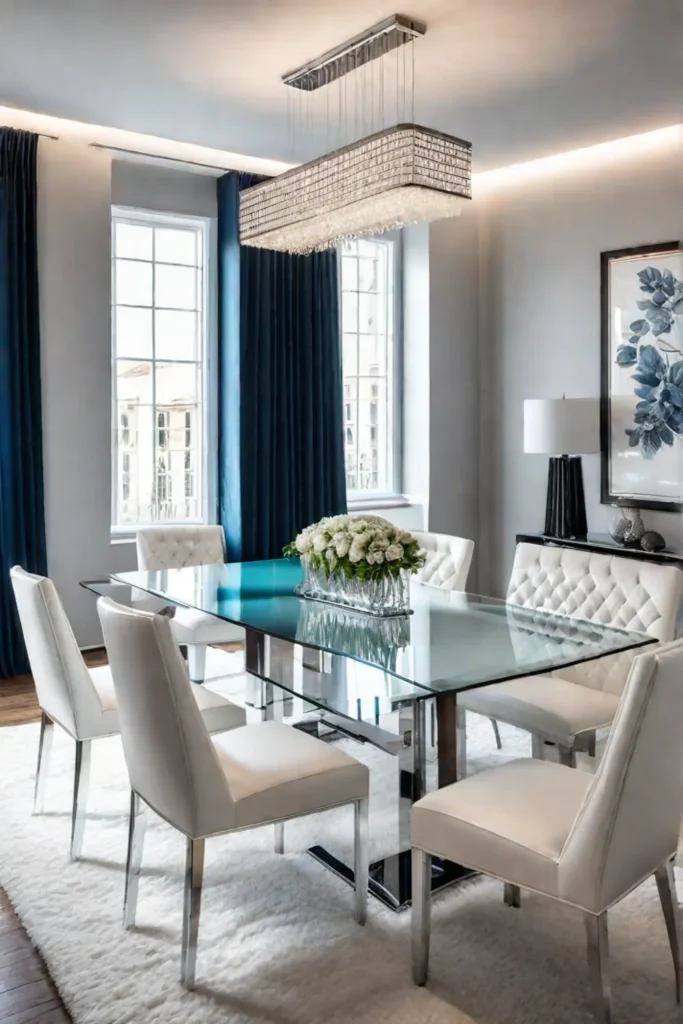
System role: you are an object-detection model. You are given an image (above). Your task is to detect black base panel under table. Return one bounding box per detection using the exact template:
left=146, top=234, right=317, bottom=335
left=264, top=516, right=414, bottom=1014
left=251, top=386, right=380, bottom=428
left=308, top=845, right=475, bottom=912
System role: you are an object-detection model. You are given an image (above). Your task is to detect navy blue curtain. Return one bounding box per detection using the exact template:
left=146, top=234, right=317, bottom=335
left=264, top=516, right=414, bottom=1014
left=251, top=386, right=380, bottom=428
left=0, top=128, right=46, bottom=677
left=217, top=171, right=346, bottom=562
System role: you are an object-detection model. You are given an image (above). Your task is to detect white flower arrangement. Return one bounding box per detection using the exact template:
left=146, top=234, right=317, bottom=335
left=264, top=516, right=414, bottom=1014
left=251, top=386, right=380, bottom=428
left=283, top=514, right=425, bottom=582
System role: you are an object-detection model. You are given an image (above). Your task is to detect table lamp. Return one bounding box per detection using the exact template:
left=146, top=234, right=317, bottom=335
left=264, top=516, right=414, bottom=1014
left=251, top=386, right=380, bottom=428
left=524, top=397, right=600, bottom=540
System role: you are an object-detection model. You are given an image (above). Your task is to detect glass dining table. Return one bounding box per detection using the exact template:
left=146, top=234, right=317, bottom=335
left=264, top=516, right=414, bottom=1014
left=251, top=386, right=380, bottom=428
left=81, top=558, right=655, bottom=910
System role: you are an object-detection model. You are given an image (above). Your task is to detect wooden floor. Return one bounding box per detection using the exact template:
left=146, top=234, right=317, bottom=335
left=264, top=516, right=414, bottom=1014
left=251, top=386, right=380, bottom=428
left=0, top=657, right=108, bottom=1023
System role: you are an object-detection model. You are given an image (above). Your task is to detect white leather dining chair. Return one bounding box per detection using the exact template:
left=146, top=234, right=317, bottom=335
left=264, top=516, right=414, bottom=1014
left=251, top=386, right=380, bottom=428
left=412, top=531, right=474, bottom=592
left=97, top=596, right=370, bottom=990
left=10, top=566, right=246, bottom=860
left=411, top=638, right=683, bottom=1023
left=457, top=543, right=683, bottom=773
left=136, top=525, right=244, bottom=684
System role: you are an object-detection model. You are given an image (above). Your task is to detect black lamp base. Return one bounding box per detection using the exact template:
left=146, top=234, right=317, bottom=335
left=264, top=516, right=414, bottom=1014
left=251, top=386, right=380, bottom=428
left=544, top=456, right=587, bottom=540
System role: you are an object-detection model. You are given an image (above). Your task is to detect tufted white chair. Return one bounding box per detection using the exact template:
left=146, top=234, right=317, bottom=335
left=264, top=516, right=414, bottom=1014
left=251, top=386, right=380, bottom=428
left=412, top=531, right=474, bottom=592
left=457, top=543, right=683, bottom=773
left=10, top=566, right=246, bottom=860
left=135, top=526, right=244, bottom=684
left=411, top=639, right=683, bottom=1022
left=97, top=596, right=370, bottom=989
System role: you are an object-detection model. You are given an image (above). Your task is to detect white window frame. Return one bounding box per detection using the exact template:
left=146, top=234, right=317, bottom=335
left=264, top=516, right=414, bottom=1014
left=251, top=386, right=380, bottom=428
left=340, top=231, right=404, bottom=510
left=110, top=207, right=217, bottom=539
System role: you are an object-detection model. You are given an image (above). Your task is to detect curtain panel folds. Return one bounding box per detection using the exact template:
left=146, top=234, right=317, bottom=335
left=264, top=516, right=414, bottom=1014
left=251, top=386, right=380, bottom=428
left=0, top=128, right=46, bottom=677
left=217, top=171, right=346, bottom=562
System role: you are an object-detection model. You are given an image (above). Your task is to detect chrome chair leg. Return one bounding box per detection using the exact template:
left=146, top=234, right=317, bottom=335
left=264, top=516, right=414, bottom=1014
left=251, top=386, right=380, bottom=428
left=274, top=821, right=285, bottom=854
left=654, top=860, right=681, bottom=1002
left=559, top=745, right=577, bottom=768
left=181, top=837, right=205, bottom=990
left=504, top=883, right=521, bottom=908
left=585, top=912, right=611, bottom=1024
left=123, top=791, right=147, bottom=929
left=70, top=739, right=92, bottom=860
left=354, top=798, right=369, bottom=925
left=33, top=711, right=54, bottom=814
left=455, top=706, right=467, bottom=780
left=187, top=644, right=207, bottom=684
left=490, top=718, right=502, bottom=749
left=411, top=848, right=431, bottom=985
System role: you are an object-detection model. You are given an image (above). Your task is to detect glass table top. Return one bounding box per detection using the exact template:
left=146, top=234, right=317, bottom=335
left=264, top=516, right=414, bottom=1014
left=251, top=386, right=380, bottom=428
left=82, top=558, right=655, bottom=700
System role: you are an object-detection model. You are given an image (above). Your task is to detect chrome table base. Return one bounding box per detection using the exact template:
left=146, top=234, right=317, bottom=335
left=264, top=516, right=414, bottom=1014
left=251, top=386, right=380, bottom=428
left=244, top=628, right=469, bottom=912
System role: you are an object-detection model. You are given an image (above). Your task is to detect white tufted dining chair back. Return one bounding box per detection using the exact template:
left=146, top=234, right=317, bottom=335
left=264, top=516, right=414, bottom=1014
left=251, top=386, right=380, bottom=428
left=507, top=543, right=683, bottom=695
left=413, top=532, right=474, bottom=592
left=136, top=526, right=226, bottom=571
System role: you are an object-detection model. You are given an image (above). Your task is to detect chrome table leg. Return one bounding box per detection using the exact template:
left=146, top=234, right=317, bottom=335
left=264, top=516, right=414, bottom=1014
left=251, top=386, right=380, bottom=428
left=70, top=738, right=92, bottom=860
left=411, top=848, right=431, bottom=985
left=354, top=798, right=369, bottom=925
left=33, top=711, right=54, bottom=814
left=123, top=791, right=147, bottom=928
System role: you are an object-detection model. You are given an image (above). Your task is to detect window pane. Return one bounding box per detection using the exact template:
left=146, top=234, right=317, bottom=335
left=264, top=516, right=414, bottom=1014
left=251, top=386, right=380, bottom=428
left=155, top=227, right=197, bottom=266
left=155, top=362, right=199, bottom=410
left=358, top=334, right=386, bottom=375
left=155, top=264, right=197, bottom=310
left=115, top=307, right=153, bottom=359
left=359, top=293, right=380, bottom=334
left=116, top=259, right=153, bottom=306
left=341, top=256, right=358, bottom=291
left=115, top=222, right=153, bottom=260
left=358, top=257, right=379, bottom=292
left=116, top=360, right=153, bottom=404
left=155, top=310, right=199, bottom=361
left=342, top=334, right=358, bottom=375
left=342, top=292, right=358, bottom=329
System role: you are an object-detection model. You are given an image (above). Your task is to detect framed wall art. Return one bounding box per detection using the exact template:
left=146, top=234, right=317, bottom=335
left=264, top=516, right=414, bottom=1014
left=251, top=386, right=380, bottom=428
left=601, top=241, right=683, bottom=512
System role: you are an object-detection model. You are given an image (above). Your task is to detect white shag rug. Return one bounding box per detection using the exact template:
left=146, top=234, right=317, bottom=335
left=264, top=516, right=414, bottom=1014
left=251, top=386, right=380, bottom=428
left=0, top=654, right=681, bottom=1024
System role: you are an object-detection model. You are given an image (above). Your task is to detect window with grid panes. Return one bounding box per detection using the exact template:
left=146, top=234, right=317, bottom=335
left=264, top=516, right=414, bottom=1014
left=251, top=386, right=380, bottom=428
left=111, top=211, right=208, bottom=529
left=340, top=237, right=398, bottom=498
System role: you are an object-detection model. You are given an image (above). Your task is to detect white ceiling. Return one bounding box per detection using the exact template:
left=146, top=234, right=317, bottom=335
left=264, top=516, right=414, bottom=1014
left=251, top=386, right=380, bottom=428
left=0, top=0, right=680, bottom=169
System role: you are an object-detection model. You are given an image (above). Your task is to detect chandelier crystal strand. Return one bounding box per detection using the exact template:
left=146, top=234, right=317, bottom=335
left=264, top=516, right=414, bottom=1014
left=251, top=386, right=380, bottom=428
left=241, top=14, right=472, bottom=253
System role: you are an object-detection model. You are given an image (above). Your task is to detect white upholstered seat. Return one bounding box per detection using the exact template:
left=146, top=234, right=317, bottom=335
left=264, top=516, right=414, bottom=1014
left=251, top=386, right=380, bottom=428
left=412, top=531, right=474, bottom=591
left=136, top=525, right=244, bottom=683
left=97, top=596, right=370, bottom=990
left=10, top=566, right=246, bottom=859
left=458, top=543, right=683, bottom=768
left=411, top=640, right=683, bottom=1022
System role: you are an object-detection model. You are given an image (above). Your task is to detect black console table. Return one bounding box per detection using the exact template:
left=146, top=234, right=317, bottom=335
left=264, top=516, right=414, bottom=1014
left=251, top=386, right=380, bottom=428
left=517, top=532, right=683, bottom=570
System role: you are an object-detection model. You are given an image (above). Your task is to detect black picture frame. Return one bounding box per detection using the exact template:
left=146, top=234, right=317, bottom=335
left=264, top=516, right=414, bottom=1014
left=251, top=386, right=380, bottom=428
left=600, top=241, right=683, bottom=513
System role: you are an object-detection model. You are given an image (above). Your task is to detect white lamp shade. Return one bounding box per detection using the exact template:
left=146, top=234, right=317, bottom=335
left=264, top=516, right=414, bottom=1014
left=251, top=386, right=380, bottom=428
left=524, top=398, right=600, bottom=455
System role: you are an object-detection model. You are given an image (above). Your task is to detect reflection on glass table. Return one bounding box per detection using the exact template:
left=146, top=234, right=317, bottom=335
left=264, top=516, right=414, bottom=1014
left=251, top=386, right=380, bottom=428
left=81, top=561, right=655, bottom=910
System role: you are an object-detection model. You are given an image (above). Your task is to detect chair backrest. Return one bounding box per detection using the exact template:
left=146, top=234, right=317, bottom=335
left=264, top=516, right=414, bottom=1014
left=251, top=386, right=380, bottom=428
left=97, top=596, right=234, bottom=838
left=413, top=531, right=474, bottom=591
left=136, top=525, right=226, bottom=571
left=559, top=639, right=683, bottom=913
left=507, top=543, right=683, bottom=693
left=10, top=567, right=103, bottom=739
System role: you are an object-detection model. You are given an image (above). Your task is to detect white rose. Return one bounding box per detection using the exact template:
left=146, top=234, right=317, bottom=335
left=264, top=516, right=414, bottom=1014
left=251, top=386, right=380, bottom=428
left=386, top=543, right=404, bottom=561
left=313, top=533, right=328, bottom=553
left=295, top=532, right=312, bottom=553
left=349, top=542, right=364, bottom=564
left=395, top=528, right=412, bottom=543
left=373, top=550, right=385, bottom=564
left=335, top=536, right=350, bottom=557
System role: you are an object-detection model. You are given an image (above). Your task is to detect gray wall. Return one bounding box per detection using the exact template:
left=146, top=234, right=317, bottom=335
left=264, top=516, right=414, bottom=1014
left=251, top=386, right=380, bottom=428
left=479, top=137, right=683, bottom=597
left=38, top=141, right=113, bottom=645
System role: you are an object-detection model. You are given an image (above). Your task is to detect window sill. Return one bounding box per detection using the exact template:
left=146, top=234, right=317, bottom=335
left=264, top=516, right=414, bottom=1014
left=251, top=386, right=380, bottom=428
left=347, top=495, right=412, bottom=512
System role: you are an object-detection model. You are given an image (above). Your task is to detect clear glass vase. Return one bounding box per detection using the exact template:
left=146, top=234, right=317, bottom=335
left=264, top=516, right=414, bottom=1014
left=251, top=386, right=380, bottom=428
left=295, top=560, right=411, bottom=617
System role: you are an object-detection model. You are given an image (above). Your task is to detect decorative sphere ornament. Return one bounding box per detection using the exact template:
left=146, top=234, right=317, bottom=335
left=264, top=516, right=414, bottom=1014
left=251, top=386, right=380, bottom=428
left=640, top=531, right=666, bottom=553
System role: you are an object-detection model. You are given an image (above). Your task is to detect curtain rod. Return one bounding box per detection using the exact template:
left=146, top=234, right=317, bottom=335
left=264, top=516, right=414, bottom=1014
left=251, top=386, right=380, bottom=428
left=29, top=130, right=232, bottom=173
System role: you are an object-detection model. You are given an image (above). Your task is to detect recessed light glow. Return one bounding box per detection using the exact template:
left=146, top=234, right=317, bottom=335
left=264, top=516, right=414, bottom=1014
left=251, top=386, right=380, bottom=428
left=474, top=125, right=681, bottom=191
left=0, top=104, right=294, bottom=177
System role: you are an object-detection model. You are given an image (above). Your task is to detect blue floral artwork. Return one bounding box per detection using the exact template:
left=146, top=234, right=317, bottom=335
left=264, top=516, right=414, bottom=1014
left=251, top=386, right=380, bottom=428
left=614, top=265, right=683, bottom=460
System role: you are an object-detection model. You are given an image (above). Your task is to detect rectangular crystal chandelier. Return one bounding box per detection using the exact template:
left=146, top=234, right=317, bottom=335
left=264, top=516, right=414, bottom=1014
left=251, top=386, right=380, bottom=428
left=240, top=15, right=473, bottom=254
